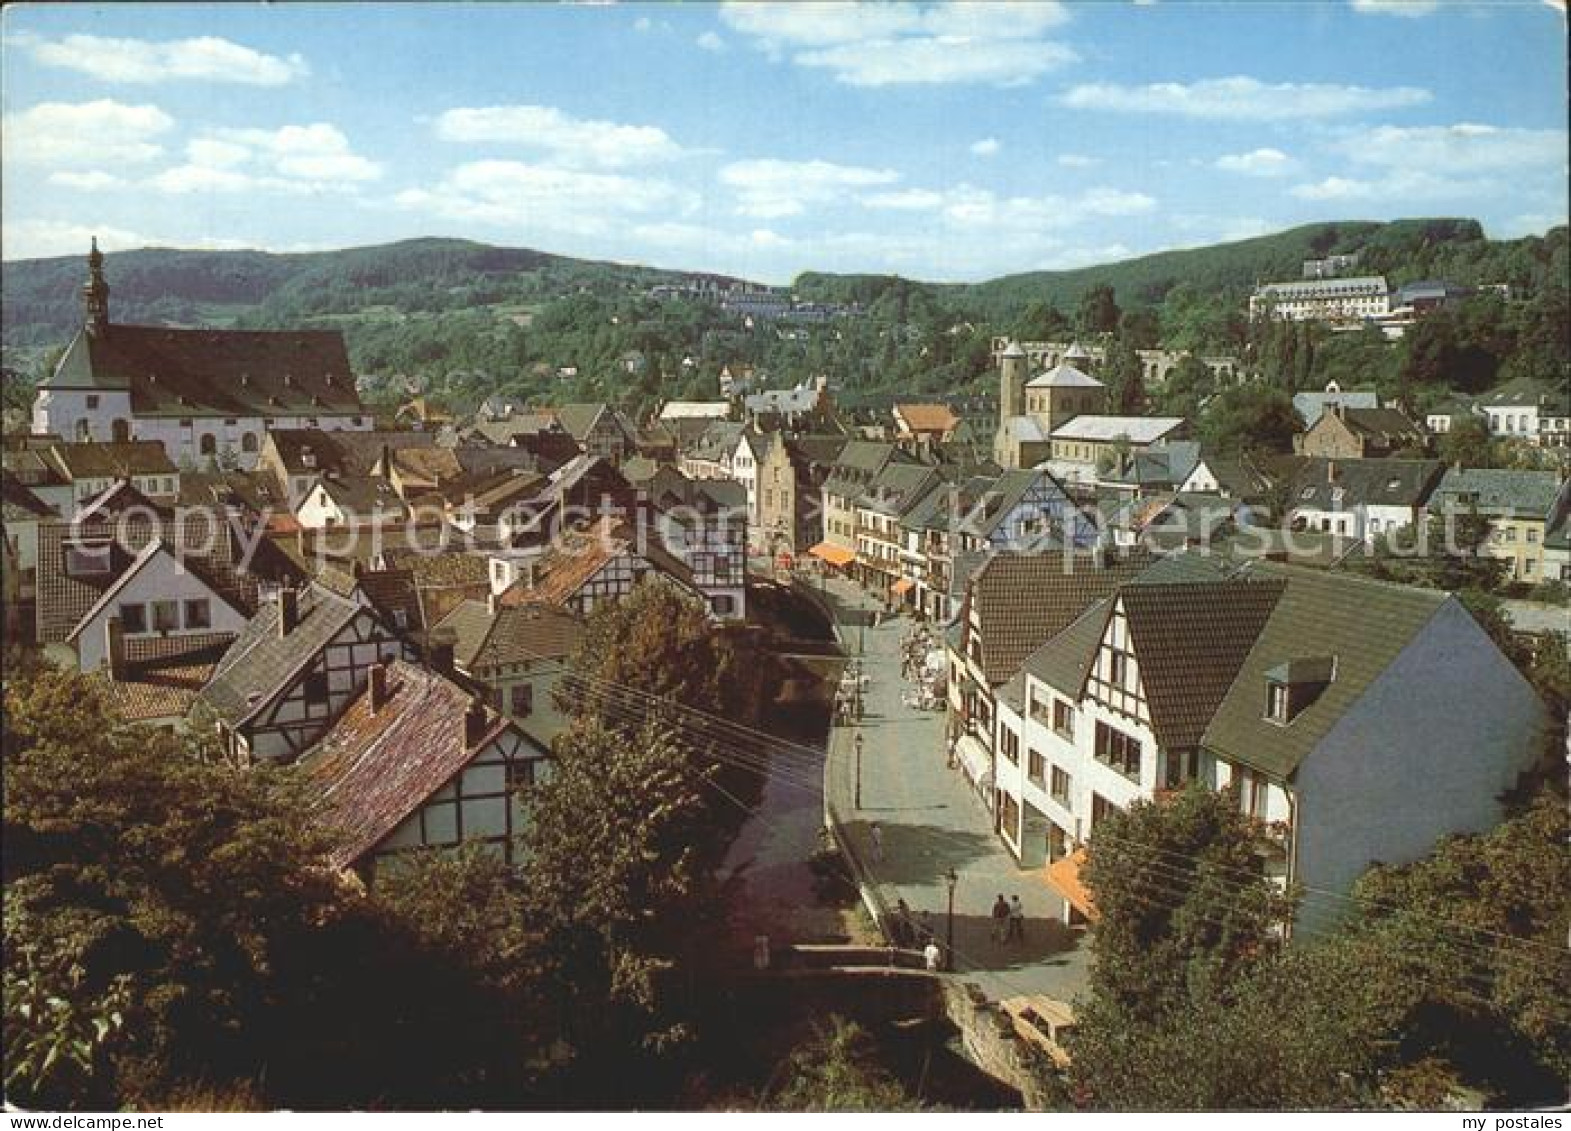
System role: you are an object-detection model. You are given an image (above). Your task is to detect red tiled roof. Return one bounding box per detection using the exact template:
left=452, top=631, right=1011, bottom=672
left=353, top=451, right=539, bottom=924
left=306, top=661, right=516, bottom=869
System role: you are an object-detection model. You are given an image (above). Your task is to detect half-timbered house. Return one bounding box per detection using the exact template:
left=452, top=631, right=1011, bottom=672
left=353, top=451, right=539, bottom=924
left=308, top=661, right=549, bottom=883
left=199, top=584, right=412, bottom=763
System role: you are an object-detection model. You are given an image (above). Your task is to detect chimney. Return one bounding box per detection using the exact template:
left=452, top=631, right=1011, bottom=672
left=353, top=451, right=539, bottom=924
left=105, top=615, right=127, bottom=681
left=368, top=663, right=388, bottom=714
left=1334, top=402, right=1346, bottom=420
left=463, top=696, right=490, bottom=749
left=487, top=589, right=500, bottom=615
left=1326, top=460, right=1339, bottom=485
left=278, top=587, right=299, bottom=637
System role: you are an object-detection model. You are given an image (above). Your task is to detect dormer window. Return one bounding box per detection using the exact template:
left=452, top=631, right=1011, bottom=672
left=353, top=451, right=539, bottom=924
left=1264, top=656, right=1336, bottom=725
left=64, top=539, right=112, bottom=578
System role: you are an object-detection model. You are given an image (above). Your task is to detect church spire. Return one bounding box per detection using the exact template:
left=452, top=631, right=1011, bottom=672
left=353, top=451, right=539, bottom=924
left=83, top=237, right=110, bottom=333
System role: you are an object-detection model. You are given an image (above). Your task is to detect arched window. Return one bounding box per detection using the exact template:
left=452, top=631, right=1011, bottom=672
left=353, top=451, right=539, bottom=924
left=241, top=432, right=259, bottom=454
left=111, top=419, right=131, bottom=443
left=199, top=434, right=217, bottom=456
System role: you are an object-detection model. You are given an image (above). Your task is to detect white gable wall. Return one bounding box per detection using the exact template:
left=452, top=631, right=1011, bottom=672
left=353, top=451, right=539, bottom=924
left=75, top=552, right=246, bottom=672
left=1290, top=598, right=1547, bottom=937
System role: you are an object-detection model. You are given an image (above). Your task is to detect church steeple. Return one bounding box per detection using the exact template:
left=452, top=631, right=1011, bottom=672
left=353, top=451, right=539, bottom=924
left=83, top=237, right=110, bottom=333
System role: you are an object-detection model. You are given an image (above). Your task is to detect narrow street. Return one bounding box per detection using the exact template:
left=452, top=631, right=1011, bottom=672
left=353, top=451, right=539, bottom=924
left=819, top=575, right=1092, bottom=1006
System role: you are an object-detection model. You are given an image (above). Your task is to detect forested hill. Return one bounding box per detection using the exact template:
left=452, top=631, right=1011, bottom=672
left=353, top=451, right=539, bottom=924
left=1, top=237, right=732, bottom=348
left=3, top=220, right=1565, bottom=422
left=796, top=218, right=1564, bottom=319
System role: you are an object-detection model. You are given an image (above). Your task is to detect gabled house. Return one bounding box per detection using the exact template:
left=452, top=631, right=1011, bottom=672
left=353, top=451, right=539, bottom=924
left=65, top=538, right=251, bottom=673
left=815, top=441, right=919, bottom=573
left=496, top=515, right=706, bottom=617
left=892, top=403, right=960, bottom=444
left=1174, top=449, right=1276, bottom=503
left=295, top=475, right=412, bottom=531
left=555, top=403, right=636, bottom=463
left=45, top=441, right=179, bottom=506
left=1047, top=416, right=1190, bottom=485
left=994, top=564, right=1548, bottom=935
left=199, top=584, right=412, bottom=763
left=1291, top=382, right=1380, bottom=428
left=307, top=660, right=548, bottom=882
left=34, top=510, right=286, bottom=670
left=645, top=472, right=749, bottom=620
left=432, top=598, right=584, bottom=749
left=1296, top=405, right=1428, bottom=460
left=2, top=471, right=58, bottom=609
left=1429, top=467, right=1571, bottom=583
left=945, top=549, right=1160, bottom=803
left=756, top=433, right=848, bottom=560
left=1287, top=457, right=1445, bottom=544
left=855, top=461, right=941, bottom=597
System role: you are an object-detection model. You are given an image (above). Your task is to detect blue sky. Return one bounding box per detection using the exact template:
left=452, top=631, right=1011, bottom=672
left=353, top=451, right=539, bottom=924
left=2, top=1, right=1566, bottom=282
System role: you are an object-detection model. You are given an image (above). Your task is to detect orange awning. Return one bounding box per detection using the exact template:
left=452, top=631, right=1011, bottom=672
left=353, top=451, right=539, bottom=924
left=1047, top=849, right=1098, bottom=922
left=808, top=541, right=855, bottom=568
left=891, top=578, right=915, bottom=596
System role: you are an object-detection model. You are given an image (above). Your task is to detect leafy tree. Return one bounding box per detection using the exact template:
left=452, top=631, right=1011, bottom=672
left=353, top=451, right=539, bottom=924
left=1103, top=338, right=1146, bottom=414
left=1076, top=284, right=1121, bottom=336
left=764, top=1017, right=921, bottom=1111
left=1199, top=384, right=1301, bottom=455
left=523, top=716, right=714, bottom=1079
left=1156, top=354, right=1217, bottom=419
left=1437, top=416, right=1496, bottom=469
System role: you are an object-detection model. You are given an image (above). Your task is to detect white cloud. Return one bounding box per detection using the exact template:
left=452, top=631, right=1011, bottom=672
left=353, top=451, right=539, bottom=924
left=432, top=104, right=689, bottom=168
left=860, top=181, right=1156, bottom=231
left=1057, top=153, right=1098, bottom=168
left=971, top=138, right=1001, bottom=157
left=721, top=158, right=899, bottom=218
left=1289, top=169, right=1490, bottom=202
left=719, top=1, right=1076, bottom=86
left=1334, top=122, right=1568, bottom=172
left=212, top=123, right=383, bottom=182
left=396, top=160, right=697, bottom=237
left=1349, top=0, right=1438, bottom=16
left=46, top=170, right=127, bottom=191
left=1, top=219, right=247, bottom=261
left=1059, top=75, right=1430, bottom=119
left=15, top=32, right=308, bottom=85
left=147, top=122, right=382, bottom=196
left=1215, top=147, right=1294, bottom=176
left=3, top=100, right=173, bottom=167
left=696, top=31, right=727, bottom=52
left=634, top=16, right=653, bottom=31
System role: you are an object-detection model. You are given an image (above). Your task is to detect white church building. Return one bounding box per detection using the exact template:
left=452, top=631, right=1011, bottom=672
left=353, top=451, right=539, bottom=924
left=31, top=241, right=371, bottom=471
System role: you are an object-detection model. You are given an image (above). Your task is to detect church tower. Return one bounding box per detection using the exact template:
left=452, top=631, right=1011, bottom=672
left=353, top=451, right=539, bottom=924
left=83, top=238, right=110, bottom=334
left=999, top=340, right=1026, bottom=423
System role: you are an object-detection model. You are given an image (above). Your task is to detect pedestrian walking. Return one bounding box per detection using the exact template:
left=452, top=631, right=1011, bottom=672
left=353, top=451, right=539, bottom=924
left=991, top=894, right=1010, bottom=943
left=870, top=822, right=884, bottom=863
left=923, top=940, right=942, bottom=971
left=1009, top=895, right=1026, bottom=942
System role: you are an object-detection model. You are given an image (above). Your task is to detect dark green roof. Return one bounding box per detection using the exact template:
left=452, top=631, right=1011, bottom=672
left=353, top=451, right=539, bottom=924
left=1201, top=563, right=1448, bottom=779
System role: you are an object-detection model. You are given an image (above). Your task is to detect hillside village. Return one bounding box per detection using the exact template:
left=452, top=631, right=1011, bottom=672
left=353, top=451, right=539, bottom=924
left=4, top=231, right=1568, bottom=1110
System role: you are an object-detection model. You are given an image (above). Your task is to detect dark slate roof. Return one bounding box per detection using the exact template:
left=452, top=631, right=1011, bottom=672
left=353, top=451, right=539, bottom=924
left=200, top=584, right=364, bottom=726
left=967, top=549, right=1155, bottom=685
left=1337, top=407, right=1427, bottom=442
left=1, top=472, right=57, bottom=521
left=433, top=598, right=585, bottom=671
left=1193, top=453, right=1275, bottom=499
left=267, top=429, right=430, bottom=477
left=1119, top=578, right=1286, bottom=750
left=355, top=568, right=424, bottom=634
left=177, top=470, right=283, bottom=512
left=823, top=440, right=906, bottom=495
left=46, top=324, right=363, bottom=418
left=73, top=479, right=168, bottom=524
left=1430, top=467, right=1565, bottom=520
left=306, top=660, right=526, bottom=869
left=1290, top=458, right=1445, bottom=511
left=1202, top=563, right=1449, bottom=779
left=47, top=440, right=176, bottom=479
left=866, top=462, right=938, bottom=517
left=312, top=475, right=410, bottom=519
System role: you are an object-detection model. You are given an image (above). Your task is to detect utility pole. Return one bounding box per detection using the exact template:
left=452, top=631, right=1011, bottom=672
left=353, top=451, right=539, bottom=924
left=945, top=867, right=958, bottom=972
left=854, top=731, right=864, bottom=810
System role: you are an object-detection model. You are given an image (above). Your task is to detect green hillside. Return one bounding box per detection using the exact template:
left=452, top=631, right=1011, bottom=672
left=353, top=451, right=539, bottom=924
left=3, top=219, right=1564, bottom=425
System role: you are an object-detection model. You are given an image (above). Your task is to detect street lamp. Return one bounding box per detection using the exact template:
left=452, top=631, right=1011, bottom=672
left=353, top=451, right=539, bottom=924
left=944, top=867, right=958, bottom=972
left=854, top=731, right=864, bottom=810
